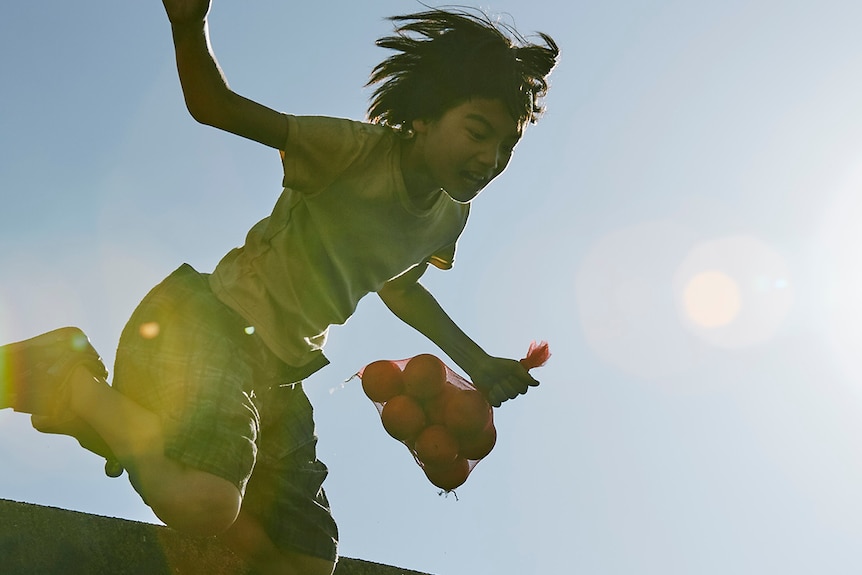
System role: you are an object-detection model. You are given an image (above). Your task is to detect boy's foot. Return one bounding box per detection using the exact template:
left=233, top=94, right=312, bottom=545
left=0, top=327, right=108, bottom=416
left=2, top=328, right=121, bottom=477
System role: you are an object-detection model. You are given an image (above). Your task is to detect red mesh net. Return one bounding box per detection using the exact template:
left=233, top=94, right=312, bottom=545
left=358, top=341, right=550, bottom=492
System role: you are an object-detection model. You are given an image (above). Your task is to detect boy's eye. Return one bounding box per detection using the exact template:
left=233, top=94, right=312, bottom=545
left=468, top=129, right=486, bottom=140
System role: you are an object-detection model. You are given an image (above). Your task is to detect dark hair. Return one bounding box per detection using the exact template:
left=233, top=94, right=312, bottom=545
left=366, top=8, right=559, bottom=131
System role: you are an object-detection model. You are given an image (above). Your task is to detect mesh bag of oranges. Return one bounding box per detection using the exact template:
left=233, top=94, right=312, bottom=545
left=358, top=341, right=550, bottom=491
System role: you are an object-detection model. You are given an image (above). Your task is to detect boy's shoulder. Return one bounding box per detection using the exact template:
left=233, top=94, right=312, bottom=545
left=287, top=114, right=392, bottom=140
left=284, top=114, right=399, bottom=160
left=282, top=114, right=403, bottom=190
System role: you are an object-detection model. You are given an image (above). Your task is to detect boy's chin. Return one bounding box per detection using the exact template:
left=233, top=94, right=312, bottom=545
left=444, top=188, right=481, bottom=203
left=444, top=180, right=488, bottom=203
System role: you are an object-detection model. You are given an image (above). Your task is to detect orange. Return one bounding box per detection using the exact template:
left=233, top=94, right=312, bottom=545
left=403, top=354, right=446, bottom=400
left=422, top=384, right=456, bottom=425
left=458, top=422, right=497, bottom=460
left=423, top=457, right=470, bottom=491
left=443, top=388, right=492, bottom=438
left=414, top=424, right=459, bottom=465
left=380, top=394, right=426, bottom=442
left=361, top=360, right=404, bottom=403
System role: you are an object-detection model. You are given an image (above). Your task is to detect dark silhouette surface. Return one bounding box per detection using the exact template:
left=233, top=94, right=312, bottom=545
left=0, top=499, right=431, bottom=575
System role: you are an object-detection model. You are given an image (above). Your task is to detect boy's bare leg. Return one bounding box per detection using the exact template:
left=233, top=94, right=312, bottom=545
left=35, top=366, right=334, bottom=574
left=37, top=366, right=241, bottom=537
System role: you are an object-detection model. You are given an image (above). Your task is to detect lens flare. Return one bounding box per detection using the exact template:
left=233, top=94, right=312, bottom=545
left=673, top=235, right=793, bottom=349
left=138, top=322, right=160, bottom=340
left=682, top=270, right=741, bottom=328
left=0, top=350, right=9, bottom=410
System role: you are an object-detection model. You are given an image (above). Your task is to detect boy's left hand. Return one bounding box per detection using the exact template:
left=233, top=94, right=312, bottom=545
left=470, top=356, right=539, bottom=407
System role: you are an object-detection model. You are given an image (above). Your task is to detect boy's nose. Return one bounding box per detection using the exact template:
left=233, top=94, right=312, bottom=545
left=477, top=145, right=501, bottom=171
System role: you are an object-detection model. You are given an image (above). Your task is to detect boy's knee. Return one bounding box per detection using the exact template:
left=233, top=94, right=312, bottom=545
left=140, top=470, right=242, bottom=537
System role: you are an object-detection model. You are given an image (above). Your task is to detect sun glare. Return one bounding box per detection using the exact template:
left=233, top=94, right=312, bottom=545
left=674, top=235, right=793, bottom=349
left=682, top=271, right=741, bottom=328
left=139, top=322, right=160, bottom=339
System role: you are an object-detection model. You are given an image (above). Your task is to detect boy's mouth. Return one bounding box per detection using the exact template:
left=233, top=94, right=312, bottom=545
left=461, top=170, right=488, bottom=187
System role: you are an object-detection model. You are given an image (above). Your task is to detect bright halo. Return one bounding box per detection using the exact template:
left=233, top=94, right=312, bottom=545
left=673, top=235, right=793, bottom=349
left=682, top=270, right=741, bottom=328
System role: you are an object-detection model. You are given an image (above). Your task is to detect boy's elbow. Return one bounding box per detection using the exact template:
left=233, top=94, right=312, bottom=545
left=185, top=99, right=220, bottom=127
left=182, top=89, right=235, bottom=129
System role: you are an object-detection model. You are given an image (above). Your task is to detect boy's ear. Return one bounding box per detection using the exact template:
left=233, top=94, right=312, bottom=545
left=412, top=118, right=430, bottom=134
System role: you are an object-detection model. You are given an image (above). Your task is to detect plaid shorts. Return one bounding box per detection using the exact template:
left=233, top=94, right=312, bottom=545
left=112, top=264, right=338, bottom=561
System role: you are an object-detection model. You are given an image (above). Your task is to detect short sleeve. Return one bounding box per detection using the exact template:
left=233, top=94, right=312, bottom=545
left=429, top=242, right=457, bottom=270
left=280, top=115, right=371, bottom=192
left=429, top=202, right=470, bottom=270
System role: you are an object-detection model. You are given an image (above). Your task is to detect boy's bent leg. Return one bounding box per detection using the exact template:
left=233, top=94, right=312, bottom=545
left=59, top=366, right=242, bottom=536
left=220, top=508, right=335, bottom=575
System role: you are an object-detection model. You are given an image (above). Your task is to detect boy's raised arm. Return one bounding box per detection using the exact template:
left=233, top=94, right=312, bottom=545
left=162, top=0, right=287, bottom=149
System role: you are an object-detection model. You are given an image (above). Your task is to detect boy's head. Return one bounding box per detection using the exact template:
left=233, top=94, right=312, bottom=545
left=367, top=8, right=559, bottom=132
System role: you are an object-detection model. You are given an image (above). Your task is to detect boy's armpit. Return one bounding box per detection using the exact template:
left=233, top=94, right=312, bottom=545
left=379, top=263, right=428, bottom=295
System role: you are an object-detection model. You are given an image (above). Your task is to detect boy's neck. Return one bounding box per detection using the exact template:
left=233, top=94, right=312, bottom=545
left=400, top=136, right=444, bottom=210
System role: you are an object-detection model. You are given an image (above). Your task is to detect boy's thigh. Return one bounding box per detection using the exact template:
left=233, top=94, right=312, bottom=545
left=242, top=384, right=339, bottom=563
left=113, top=264, right=337, bottom=560
left=113, top=264, right=262, bottom=493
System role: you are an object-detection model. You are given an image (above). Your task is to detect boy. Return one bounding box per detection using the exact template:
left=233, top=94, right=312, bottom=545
left=0, top=2, right=558, bottom=574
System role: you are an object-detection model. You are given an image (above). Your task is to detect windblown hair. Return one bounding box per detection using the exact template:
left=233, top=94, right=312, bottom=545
left=367, top=8, right=559, bottom=130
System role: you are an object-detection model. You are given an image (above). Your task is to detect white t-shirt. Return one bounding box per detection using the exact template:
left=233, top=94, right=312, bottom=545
left=209, top=115, right=470, bottom=369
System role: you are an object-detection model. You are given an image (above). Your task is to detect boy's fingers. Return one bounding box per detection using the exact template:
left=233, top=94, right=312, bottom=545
left=488, top=387, right=506, bottom=407
left=483, top=363, right=541, bottom=407
left=490, top=376, right=536, bottom=406
left=493, top=380, right=517, bottom=401
left=507, top=373, right=538, bottom=395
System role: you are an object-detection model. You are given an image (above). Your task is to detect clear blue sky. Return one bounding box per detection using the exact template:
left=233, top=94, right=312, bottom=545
left=3, top=1, right=862, bottom=573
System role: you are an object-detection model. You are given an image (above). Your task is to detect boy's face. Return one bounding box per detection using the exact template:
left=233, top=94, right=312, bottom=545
left=408, top=98, right=522, bottom=203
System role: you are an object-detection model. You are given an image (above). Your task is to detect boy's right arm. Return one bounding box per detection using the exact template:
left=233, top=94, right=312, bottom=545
left=162, top=0, right=287, bottom=149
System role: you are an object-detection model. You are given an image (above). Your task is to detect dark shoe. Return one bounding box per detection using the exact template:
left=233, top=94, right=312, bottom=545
left=0, top=327, right=108, bottom=415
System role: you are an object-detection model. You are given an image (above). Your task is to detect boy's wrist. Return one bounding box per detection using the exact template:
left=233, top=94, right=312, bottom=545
left=453, top=345, right=492, bottom=381
left=171, top=18, right=206, bottom=38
